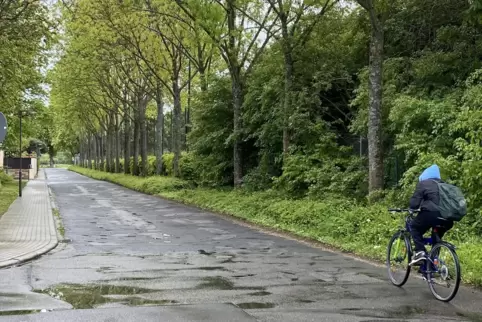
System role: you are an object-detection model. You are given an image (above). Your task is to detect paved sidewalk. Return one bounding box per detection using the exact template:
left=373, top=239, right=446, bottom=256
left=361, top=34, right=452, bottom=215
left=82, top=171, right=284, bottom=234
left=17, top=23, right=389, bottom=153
left=0, top=170, right=58, bottom=268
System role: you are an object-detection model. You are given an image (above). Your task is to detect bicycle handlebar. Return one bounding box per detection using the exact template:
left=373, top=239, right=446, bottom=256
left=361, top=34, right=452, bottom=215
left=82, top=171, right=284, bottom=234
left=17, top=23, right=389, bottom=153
left=388, top=208, right=420, bottom=214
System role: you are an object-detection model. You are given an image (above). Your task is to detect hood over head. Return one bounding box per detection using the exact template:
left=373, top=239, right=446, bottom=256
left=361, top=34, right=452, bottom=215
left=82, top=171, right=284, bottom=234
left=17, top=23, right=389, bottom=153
left=419, top=164, right=441, bottom=182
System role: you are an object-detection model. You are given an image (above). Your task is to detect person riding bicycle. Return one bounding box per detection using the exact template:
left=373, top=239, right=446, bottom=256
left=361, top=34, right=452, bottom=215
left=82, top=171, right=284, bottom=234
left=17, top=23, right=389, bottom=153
left=408, top=164, right=454, bottom=265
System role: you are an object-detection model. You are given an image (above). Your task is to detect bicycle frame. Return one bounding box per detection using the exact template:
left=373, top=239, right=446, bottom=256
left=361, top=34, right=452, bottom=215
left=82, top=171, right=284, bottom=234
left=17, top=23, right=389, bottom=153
left=393, top=214, right=443, bottom=277
left=388, top=209, right=461, bottom=301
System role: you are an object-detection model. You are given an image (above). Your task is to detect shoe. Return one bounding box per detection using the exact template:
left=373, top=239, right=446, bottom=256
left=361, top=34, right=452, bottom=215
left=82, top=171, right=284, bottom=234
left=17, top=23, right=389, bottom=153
left=409, top=251, right=427, bottom=266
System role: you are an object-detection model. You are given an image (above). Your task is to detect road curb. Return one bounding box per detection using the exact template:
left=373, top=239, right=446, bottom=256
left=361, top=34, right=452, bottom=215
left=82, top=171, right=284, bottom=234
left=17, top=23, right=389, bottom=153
left=0, top=170, right=59, bottom=269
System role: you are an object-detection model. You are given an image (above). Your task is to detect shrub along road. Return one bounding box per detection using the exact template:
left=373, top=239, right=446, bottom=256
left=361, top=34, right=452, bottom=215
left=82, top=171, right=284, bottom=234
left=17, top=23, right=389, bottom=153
left=1, top=168, right=481, bottom=321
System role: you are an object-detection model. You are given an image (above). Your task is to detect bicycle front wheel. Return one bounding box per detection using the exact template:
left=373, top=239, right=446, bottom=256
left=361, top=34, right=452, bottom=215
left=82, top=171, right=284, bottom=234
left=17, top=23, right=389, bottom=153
left=428, top=243, right=461, bottom=302
left=387, top=231, right=412, bottom=286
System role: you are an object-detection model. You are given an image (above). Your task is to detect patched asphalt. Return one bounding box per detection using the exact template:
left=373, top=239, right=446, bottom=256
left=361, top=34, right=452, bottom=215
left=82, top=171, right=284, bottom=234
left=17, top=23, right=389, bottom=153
left=0, top=168, right=480, bottom=321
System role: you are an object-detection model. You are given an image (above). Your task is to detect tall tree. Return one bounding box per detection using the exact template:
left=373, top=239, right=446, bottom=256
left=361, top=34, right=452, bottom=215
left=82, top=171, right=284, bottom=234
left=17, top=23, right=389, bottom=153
left=176, top=0, right=277, bottom=186
left=356, top=0, right=384, bottom=192
left=256, top=0, right=339, bottom=155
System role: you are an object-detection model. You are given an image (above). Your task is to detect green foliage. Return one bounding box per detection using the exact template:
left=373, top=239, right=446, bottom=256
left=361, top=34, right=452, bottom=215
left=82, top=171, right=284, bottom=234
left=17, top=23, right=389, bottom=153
left=0, top=2, right=54, bottom=156
left=387, top=68, right=482, bottom=233
left=242, top=158, right=275, bottom=192
left=162, top=153, right=174, bottom=177
left=70, top=166, right=191, bottom=192
left=273, top=127, right=368, bottom=199
left=0, top=172, right=13, bottom=185
left=178, top=152, right=195, bottom=181
left=187, top=76, right=233, bottom=186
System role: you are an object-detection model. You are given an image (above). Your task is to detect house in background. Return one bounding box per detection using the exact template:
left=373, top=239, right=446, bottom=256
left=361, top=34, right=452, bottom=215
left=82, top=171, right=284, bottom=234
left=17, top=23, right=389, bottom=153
left=0, top=150, right=38, bottom=180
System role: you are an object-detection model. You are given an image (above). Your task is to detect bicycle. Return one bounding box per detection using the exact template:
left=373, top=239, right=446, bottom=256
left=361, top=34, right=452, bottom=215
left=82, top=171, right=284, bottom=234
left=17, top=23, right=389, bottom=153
left=386, top=208, right=461, bottom=302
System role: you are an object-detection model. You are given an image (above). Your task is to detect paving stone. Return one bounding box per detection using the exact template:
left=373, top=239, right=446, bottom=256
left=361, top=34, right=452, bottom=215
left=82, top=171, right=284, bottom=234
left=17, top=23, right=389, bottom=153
left=0, top=170, right=58, bottom=268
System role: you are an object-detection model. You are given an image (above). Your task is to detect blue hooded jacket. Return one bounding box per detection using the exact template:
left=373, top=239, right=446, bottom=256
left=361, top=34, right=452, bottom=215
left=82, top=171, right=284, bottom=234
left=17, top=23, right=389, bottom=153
left=409, top=164, right=441, bottom=211
left=419, top=164, right=441, bottom=182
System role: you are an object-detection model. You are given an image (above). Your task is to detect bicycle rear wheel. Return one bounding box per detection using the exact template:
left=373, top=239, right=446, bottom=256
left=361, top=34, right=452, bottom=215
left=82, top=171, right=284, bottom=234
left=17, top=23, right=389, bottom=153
left=387, top=231, right=412, bottom=286
left=428, top=243, right=461, bottom=302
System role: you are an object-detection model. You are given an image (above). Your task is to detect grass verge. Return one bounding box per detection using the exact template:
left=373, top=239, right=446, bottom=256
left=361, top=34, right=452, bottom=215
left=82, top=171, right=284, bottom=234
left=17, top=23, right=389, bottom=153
left=0, top=182, right=26, bottom=217
left=40, top=164, right=71, bottom=169
left=69, top=166, right=482, bottom=287
left=53, top=208, right=65, bottom=238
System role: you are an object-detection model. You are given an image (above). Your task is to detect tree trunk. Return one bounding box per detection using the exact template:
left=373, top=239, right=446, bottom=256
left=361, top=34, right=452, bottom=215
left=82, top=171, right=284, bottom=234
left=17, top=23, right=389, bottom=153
left=197, top=43, right=208, bottom=92
left=133, top=111, right=140, bottom=176
left=139, top=95, right=148, bottom=177
left=79, top=138, right=84, bottom=167
left=172, top=78, right=182, bottom=177
left=279, top=8, right=293, bottom=156
left=105, top=130, right=111, bottom=172
left=226, top=0, right=243, bottom=187
left=199, top=71, right=207, bottom=92
left=123, top=104, right=131, bottom=174
left=232, top=76, right=243, bottom=187
left=87, top=134, right=92, bottom=169
left=94, top=135, right=98, bottom=169
left=282, top=50, right=293, bottom=155
left=93, top=134, right=98, bottom=170
left=97, top=135, right=102, bottom=171
left=115, top=112, right=120, bottom=173
left=110, top=117, right=116, bottom=173
left=49, top=145, right=55, bottom=168
left=185, top=61, right=191, bottom=151
left=155, top=84, right=164, bottom=175
left=367, top=15, right=384, bottom=192
left=106, top=131, right=111, bottom=172
left=98, top=134, right=102, bottom=170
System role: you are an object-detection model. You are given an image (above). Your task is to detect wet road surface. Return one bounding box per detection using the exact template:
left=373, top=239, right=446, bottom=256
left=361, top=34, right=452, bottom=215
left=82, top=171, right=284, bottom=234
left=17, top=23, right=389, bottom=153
left=0, top=168, right=481, bottom=321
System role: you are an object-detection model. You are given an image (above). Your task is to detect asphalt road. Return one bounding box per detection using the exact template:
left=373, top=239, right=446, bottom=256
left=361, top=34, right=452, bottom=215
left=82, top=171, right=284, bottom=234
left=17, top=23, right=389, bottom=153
left=0, top=168, right=481, bottom=321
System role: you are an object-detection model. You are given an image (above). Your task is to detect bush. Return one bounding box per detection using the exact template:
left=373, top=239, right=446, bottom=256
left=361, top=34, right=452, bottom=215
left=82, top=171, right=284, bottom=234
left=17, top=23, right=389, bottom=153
left=242, top=166, right=273, bottom=191
left=0, top=171, right=13, bottom=185
left=162, top=153, right=174, bottom=176
left=159, top=152, right=196, bottom=180
left=179, top=152, right=195, bottom=181
left=273, top=149, right=368, bottom=199
left=70, top=166, right=192, bottom=193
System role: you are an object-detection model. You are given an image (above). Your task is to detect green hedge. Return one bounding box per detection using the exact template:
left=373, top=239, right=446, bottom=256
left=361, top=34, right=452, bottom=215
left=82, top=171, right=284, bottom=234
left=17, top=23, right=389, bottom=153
left=85, top=153, right=195, bottom=180
left=69, top=165, right=482, bottom=286
left=70, top=166, right=191, bottom=192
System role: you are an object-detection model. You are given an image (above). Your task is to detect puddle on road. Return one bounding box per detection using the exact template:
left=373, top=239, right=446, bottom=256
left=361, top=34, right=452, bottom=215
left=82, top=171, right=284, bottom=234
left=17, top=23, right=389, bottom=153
left=233, top=274, right=256, bottom=278
left=96, top=267, right=113, bottom=273
left=196, top=276, right=265, bottom=291
left=195, top=266, right=228, bottom=271
left=168, top=266, right=229, bottom=272
left=386, top=305, right=426, bottom=318
left=297, top=299, right=314, bottom=303
left=196, top=277, right=234, bottom=290
left=109, top=277, right=164, bottom=281
left=198, top=250, right=215, bottom=256
left=34, top=284, right=175, bottom=309
left=456, top=311, right=482, bottom=322
left=236, top=302, right=275, bottom=309
left=0, top=310, right=40, bottom=316
left=248, top=291, right=271, bottom=296
left=120, top=297, right=177, bottom=306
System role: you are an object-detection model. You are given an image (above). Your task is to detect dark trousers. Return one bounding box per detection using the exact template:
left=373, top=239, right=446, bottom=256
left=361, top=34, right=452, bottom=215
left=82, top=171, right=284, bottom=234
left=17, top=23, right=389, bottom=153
left=410, top=211, right=453, bottom=252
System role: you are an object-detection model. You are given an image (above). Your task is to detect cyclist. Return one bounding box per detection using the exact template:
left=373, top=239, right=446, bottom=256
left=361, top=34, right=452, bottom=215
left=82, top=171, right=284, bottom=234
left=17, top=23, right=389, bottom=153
left=408, top=164, right=453, bottom=265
